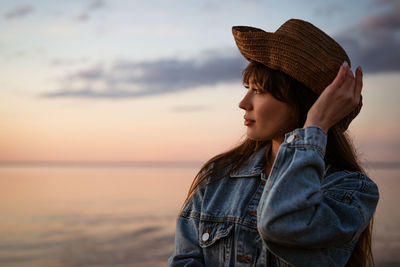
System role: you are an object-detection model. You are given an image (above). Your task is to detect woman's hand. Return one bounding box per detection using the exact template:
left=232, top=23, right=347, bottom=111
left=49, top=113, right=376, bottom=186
left=303, top=62, right=363, bottom=133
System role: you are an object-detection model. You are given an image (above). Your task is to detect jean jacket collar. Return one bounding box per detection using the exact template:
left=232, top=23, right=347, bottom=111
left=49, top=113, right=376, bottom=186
left=229, top=142, right=336, bottom=178
left=229, top=144, right=268, bottom=178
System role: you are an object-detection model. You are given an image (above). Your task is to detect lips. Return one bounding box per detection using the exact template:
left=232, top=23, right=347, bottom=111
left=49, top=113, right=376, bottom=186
left=244, top=116, right=255, bottom=122
left=244, top=116, right=255, bottom=126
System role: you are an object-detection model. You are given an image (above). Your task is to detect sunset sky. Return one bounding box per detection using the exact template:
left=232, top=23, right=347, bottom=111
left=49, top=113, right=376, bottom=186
left=0, top=0, right=399, bottom=163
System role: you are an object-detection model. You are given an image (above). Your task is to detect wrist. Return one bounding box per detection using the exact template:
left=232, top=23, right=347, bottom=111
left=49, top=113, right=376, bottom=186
left=303, top=120, right=329, bottom=134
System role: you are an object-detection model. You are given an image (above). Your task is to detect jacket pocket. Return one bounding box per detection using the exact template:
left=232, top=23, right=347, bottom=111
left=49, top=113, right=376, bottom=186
left=198, top=220, right=234, bottom=248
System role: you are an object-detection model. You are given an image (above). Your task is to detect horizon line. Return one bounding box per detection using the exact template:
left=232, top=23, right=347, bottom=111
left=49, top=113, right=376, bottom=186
left=0, top=160, right=399, bottom=169
left=0, top=160, right=204, bottom=168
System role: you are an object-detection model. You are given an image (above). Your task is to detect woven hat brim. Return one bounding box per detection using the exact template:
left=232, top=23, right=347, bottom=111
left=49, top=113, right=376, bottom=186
left=232, top=26, right=345, bottom=95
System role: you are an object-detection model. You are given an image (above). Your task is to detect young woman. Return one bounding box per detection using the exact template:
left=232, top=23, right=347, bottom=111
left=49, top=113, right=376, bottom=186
left=168, top=19, right=379, bottom=267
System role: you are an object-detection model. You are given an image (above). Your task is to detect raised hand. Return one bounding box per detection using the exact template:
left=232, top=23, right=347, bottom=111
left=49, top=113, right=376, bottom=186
left=303, top=62, right=363, bottom=133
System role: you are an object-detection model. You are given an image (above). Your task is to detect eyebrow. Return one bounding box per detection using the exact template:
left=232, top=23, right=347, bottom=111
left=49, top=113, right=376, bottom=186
left=249, top=80, right=261, bottom=86
left=243, top=82, right=261, bottom=88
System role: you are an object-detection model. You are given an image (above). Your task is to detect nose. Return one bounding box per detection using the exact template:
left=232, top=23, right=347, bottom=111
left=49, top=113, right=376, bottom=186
left=238, top=91, right=253, bottom=111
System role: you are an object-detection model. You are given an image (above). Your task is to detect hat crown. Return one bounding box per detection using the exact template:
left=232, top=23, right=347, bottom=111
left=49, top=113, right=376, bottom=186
left=275, top=19, right=313, bottom=38
left=275, top=19, right=346, bottom=58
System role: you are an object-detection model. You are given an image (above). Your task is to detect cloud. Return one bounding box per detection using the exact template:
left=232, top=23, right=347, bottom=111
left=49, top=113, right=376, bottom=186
left=42, top=50, right=247, bottom=99
left=88, top=0, right=105, bottom=10
left=364, top=0, right=400, bottom=32
left=201, top=2, right=221, bottom=12
left=50, top=58, right=88, bottom=67
left=313, top=3, right=344, bottom=16
left=41, top=0, right=400, bottom=100
left=77, top=13, right=89, bottom=21
left=334, top=0, right=400, bottom=72
left=3, top=5, right=34, bottom=19
left=77, top=0, right=105, bottom=22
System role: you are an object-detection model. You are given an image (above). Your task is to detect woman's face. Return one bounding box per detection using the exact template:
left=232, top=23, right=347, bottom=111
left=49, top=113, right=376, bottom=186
left=238, top=79, right=298, bottom=142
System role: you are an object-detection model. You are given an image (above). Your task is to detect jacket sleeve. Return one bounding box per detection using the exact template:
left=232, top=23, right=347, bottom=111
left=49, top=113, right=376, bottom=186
left=257, top=126, right=379, bottom=249
left=168, top=200, right=205, bottom=267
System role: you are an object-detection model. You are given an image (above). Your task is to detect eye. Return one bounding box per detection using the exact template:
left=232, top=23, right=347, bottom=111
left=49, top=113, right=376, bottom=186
left=243, top=84, right=263, bottom=94
left=252, top=88, right=263, bottom=94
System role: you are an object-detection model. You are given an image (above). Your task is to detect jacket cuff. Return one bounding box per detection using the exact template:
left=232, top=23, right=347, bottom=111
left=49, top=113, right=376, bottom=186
left=283, top=126, right=328, bottom=158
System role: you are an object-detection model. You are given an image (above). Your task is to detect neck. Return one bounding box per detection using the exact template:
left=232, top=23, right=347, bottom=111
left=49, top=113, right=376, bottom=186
left=264, top=137, right=284, bottom=174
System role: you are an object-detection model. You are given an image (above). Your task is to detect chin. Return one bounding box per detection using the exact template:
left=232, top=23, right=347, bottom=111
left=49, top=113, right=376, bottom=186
left=247, top=136, right=269, bottom=142
left=246, top=127, right=285, bottom=141
left=246, top=131, right=271, bottom=141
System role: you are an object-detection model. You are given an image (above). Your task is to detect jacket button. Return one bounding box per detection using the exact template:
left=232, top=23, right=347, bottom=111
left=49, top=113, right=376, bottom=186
left=237, top=255, right=252, bottom=263
left=287, top=134, right=295, bottom=143
left=202, top=232, right=210, bottom=242
left=247, top=210, right=257, bottom=217
left=287, top=134, right=300, bottom=143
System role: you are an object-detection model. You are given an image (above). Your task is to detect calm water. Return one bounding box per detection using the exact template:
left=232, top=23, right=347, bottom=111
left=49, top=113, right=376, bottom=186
left=0, top=164, right=398, bottom=267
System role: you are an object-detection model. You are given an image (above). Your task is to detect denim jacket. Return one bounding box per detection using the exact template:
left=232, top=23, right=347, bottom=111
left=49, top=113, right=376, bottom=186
left=168, top=126, right=379, bottom=267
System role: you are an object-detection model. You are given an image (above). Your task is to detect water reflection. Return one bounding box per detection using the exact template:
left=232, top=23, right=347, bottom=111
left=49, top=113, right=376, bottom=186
left=0, top=164, right=398, bottom=266
left=0, top=165, right=197, bottom=267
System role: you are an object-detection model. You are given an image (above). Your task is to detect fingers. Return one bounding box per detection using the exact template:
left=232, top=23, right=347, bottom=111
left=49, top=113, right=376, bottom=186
left=347, top=66, right=354, bottom=79
left=341, top=65, right=354, bottom=90
left=354, top=66, right=363, bottom=100
left=333, top=62, right=349, bottom=88
left=342, top=65, right=363, bottom=108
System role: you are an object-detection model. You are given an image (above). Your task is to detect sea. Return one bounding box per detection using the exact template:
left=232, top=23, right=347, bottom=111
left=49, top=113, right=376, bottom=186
left=0, top=163, right=398, bottom=267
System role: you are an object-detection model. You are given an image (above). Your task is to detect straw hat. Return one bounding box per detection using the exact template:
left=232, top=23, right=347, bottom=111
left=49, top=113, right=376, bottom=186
left=232, top=18, right=362, bottom=131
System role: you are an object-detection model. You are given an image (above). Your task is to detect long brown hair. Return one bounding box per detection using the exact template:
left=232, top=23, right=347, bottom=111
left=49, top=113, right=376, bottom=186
left=182, top=61, right=375, bottom=267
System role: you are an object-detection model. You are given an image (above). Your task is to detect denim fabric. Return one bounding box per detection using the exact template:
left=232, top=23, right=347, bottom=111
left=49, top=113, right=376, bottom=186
left=168, top=126, right=379, bottom=267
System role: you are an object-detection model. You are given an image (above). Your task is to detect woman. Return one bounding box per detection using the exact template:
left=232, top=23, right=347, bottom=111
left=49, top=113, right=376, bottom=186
left=168, top=19, right=379, bottom=267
